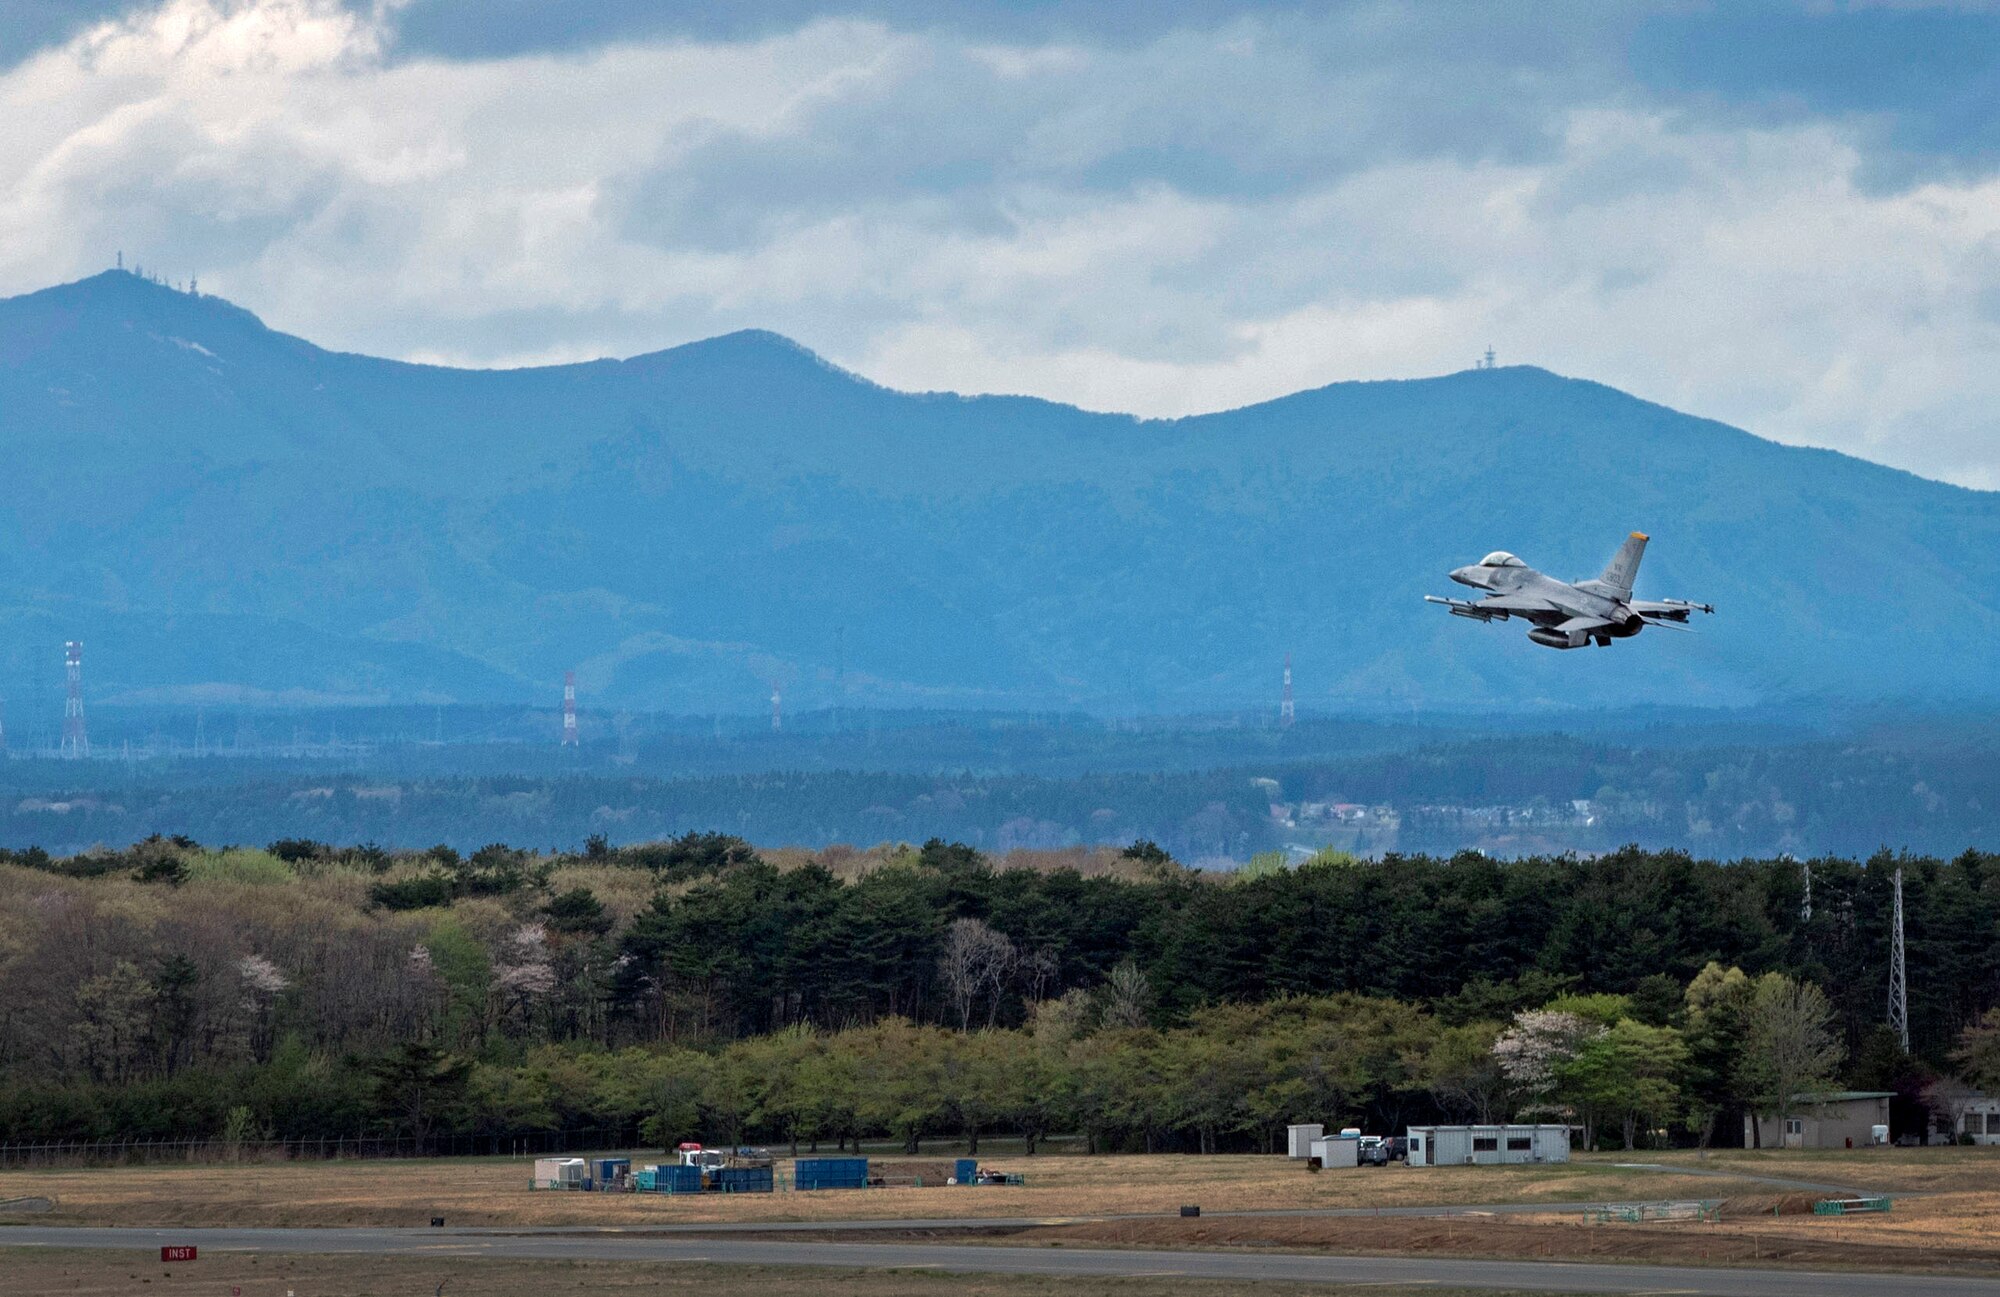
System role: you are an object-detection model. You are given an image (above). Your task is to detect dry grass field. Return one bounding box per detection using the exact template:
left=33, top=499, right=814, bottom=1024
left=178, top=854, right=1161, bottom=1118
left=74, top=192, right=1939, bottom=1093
left=0, top=1250, right=1523, bottom=1297
left=0, top=1152, right=1778, bottom=1229
left=4, top=1146, right=1997, bottom=1279
left=963, top=1195, right=2000, bottom=1275
left=1637, top=1145, right=2000, bottom=1194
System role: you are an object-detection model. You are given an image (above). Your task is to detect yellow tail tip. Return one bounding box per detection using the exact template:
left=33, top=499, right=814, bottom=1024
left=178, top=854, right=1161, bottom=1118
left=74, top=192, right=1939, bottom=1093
left=1631, top=531, right=1649, bottom=540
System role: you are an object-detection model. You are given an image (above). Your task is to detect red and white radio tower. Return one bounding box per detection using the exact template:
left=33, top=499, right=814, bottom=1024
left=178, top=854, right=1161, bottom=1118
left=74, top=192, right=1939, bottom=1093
left=61, top=641, right=88, bottom=758
left=770, top=683, right=782, bottom=733
left=561, top=671, right=579, bottom=747
left=1280, top=653, right=1295, bottom=729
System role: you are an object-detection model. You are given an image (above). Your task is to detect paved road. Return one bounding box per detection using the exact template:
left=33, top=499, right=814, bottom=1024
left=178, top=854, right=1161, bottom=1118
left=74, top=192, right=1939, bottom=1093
left=8, top=1225, right=2000, bottom=1297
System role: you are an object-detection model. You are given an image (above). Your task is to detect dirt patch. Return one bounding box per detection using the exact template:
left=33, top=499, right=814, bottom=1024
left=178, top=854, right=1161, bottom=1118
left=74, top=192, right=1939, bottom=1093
left=0, top=1195, right=55, bottom=1213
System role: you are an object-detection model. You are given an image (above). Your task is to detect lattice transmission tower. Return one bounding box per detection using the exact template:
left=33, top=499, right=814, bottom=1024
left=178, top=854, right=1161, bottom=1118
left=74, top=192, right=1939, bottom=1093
left=1888, top=866, right=1909, bottom=1053
left=61, top=641, right=88, bottom=758
left=1280, top=654, right=1295, bottom=729
left=561, top=671, right=579, bottom=747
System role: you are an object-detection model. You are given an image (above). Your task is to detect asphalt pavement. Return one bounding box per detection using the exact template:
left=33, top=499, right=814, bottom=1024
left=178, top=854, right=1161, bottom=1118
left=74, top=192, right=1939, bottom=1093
left=8, top=1224, right=2000, bottom=1297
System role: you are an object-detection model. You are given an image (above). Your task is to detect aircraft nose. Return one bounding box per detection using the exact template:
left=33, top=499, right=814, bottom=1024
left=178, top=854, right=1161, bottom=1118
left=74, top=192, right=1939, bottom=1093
left=1448, top=565, right=1484, bottom=588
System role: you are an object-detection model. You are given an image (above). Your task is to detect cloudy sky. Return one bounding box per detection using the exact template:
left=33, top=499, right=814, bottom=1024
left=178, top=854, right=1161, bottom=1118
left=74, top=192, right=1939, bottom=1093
left=4, top=0, right=1998, bottom=487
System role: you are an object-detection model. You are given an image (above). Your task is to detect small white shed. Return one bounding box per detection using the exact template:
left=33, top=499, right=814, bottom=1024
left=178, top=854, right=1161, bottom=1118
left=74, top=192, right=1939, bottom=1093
left=531, top=1157, right=588, bottom=1189
left=1406, top=1124, right=1569, bottom=1167
left=1286, top=1124, right=1325, bottom=1158
left=1310, top=1133, right=1359, bottom=1168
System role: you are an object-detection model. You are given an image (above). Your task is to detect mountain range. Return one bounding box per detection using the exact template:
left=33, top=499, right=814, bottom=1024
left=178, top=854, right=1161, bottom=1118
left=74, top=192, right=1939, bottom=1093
left=3, top=269, right=1997, bottom=715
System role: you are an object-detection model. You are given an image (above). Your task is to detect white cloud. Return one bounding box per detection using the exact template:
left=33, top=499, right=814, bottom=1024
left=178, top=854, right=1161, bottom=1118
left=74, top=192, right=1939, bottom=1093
left=4, top=0, right=2000, bottom=487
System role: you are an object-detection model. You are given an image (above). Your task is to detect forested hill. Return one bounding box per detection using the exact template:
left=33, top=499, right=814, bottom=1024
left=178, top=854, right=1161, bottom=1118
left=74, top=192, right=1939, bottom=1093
left=4, top=270, right=1998, bottom=712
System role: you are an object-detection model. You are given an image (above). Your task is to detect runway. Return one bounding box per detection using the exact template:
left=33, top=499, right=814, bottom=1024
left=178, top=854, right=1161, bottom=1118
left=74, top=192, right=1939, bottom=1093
left=8, top=1224, right=2000, bottom=1296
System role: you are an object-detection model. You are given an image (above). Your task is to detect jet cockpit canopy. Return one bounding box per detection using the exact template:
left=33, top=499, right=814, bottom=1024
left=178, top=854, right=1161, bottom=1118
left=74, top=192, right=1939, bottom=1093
left=1479, top=551, right=1526, bottom=568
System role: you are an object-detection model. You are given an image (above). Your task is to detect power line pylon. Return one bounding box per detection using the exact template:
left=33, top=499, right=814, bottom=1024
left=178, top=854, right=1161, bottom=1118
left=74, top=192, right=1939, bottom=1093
left=61, top=641, right=88, bottom=758
left=1888, top=866, right=1909, bottom=1053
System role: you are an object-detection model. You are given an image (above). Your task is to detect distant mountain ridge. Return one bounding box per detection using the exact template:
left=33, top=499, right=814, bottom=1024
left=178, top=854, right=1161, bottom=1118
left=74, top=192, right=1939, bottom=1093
left=1, top=269, right=1996, bottom=713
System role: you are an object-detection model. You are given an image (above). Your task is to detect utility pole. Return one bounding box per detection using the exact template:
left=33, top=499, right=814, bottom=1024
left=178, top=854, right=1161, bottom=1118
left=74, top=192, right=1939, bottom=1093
left=1888, top=866, right=1909, bottom=1053
left=1801, top=860, right=1812, bottom=922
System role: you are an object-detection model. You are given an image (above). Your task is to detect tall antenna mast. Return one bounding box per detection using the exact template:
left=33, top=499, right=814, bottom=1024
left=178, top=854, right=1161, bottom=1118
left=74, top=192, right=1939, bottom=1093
left=61, top=642, right=88, bottom=758
left=1280, top=653, right=1295, bottom=729
left=1888, top=866, right=1909, bottom=1052
left=771, top=683, right=782, bottom=733
left=561, top=671, right=579, bottom=747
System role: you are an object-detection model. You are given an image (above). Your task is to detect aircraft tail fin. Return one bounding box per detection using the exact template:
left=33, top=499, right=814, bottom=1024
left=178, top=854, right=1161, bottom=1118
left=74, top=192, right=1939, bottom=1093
left=1599, top=532, right=1648, bottom=598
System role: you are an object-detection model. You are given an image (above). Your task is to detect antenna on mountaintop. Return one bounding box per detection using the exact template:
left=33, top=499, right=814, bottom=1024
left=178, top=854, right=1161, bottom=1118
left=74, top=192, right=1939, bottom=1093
left=1480, top=346, right=1496, bottom=370
left=116, top=251, right=123, bottom=270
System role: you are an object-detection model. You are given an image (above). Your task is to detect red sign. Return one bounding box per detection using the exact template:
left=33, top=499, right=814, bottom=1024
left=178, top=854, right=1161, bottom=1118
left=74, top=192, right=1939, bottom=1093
left=160, top=1245, right=197, bottom=1263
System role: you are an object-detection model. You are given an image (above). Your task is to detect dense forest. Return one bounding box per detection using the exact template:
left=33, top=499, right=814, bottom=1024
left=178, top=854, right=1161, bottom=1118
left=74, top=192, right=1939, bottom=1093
left=2, top=835, right=1997, bottom=1153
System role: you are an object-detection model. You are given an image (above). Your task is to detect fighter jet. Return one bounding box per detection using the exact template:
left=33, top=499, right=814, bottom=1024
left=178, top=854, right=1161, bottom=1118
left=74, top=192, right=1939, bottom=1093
left=1426, top=532, right=1712, bottom=649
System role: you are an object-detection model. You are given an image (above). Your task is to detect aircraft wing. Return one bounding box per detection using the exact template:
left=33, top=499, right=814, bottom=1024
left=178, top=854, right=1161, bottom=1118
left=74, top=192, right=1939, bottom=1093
left=1425, top=593, right=1560, bottom=622
left=1631, top=598, right=1714, bottom=624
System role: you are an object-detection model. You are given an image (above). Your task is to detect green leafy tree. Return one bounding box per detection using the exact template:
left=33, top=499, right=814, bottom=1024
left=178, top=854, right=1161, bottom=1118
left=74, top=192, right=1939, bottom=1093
left=1420, top=1021, right=1507, bottom=1123
left=1561, top=1020, right=1688, bottom=1149
left=1736, top=973, right=1842, bottom=1146
left=1682, top=962, right=1754, bottom=1147
left=1953, top=1007, right=2000, bottom=1092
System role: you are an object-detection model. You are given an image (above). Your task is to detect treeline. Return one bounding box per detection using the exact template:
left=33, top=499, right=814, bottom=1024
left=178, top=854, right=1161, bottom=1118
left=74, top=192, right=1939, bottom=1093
left=2, top=835, right=1998, bottom=1147
left=10, top=975, right=1999, bottom=1156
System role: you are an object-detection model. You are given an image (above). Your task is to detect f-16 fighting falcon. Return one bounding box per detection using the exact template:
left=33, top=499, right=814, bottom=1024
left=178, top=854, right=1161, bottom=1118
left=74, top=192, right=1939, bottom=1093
left=1426, top=533, right=1713, bottom=649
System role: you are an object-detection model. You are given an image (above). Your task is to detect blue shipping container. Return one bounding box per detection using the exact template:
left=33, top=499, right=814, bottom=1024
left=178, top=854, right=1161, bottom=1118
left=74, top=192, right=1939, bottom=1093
left=955, top=1158, right=978, bottom=1184
left=662, top=1164, right=704, bottom=1194
left=718, top=1166, right=775, bottom=1193
left=594, top=1158, right=630, bottom=1184
left=794, top=1157, right=869, bottom=1190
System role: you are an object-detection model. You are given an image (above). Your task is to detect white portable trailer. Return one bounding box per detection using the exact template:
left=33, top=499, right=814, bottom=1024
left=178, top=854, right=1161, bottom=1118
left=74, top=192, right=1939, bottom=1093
left=1405, top=1124, right=1569, bottom=1167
